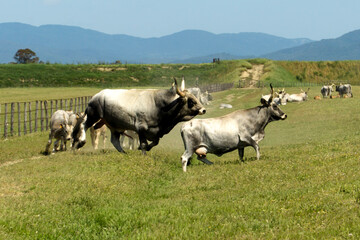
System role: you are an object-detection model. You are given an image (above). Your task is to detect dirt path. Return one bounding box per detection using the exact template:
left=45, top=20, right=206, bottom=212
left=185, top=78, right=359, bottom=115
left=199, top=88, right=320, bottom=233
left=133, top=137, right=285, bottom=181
left=240, top=64, right=264, bottom=88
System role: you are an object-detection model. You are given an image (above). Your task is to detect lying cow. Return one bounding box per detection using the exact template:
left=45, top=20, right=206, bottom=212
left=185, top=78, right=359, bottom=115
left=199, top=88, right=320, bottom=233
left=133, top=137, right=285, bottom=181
left=321, top=84, right=335, bottom=98
left=45, top=110, right=78, bottom=155
left=90, top=124, right=107, bottom=150
left=180, top=84, right=287, bottom=172
left=336, top=84, right=353, bottom=98
left=285, top=88, right=310, bottom=103
left=72, top=78, right=206, bottom=154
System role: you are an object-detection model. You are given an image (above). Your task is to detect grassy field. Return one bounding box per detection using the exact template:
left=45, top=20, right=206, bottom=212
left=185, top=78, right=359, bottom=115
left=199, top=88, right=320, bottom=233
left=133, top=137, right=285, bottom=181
left=1, top=85, right=360, bottom=239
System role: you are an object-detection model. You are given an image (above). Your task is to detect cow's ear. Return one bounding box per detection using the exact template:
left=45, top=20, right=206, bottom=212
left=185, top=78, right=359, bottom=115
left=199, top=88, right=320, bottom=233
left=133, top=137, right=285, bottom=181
left=60, top=124, right=63, bottom=129
left=260, top=98, right=268, bottom=106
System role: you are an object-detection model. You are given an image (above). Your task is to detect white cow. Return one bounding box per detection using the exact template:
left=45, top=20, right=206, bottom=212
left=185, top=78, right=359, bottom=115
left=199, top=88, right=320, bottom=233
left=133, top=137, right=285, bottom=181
left=45, top=110, right=78, bottom=154
left=120, top=130, right=139, bottom=150
left=90, top=124, right=107, bottom=150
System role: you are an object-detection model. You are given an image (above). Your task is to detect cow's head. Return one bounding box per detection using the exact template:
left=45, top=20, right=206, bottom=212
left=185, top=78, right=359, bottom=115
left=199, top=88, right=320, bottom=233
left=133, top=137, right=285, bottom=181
left=261, top=84, right=287, bottom=121
left=164, top=78, right=206, bottom=121
left=57, top=123, right=72, bottom=141
left=71, top=114, right=87, bottom=149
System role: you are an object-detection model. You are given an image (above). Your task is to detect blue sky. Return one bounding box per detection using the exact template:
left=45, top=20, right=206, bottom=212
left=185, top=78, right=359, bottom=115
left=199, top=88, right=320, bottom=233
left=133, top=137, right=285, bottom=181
left=1, top=0, right=360, bottom=40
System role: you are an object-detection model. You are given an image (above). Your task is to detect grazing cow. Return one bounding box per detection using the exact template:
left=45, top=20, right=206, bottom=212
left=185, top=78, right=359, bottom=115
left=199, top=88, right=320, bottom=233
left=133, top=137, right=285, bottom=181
left=321, top=84, right=335, bottom=98
left=120, top=130, right=139, bottom=150
left=90, top=124, right=107, bottom=150
left=45, top=110, right=78, bottom=154
left=336, top=84, right=353, bottom=98
left=180, top=84, right=287, bottom=172
left=72, top=78, right=206, bottom=154
left=285, top=88, right=310, bottom=103
left=314, top=96, right=321, bottom=100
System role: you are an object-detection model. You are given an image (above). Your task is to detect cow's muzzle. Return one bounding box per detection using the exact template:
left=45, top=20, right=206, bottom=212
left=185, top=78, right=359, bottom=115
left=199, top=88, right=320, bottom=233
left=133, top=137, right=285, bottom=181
left=281, top=114, right=287, bottom=120
left=199, top=108, right=206, bottom=115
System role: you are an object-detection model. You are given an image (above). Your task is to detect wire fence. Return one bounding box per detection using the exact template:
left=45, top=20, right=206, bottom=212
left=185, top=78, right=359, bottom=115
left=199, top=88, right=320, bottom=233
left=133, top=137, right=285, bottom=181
left=0, top=96, right=92, bottom=139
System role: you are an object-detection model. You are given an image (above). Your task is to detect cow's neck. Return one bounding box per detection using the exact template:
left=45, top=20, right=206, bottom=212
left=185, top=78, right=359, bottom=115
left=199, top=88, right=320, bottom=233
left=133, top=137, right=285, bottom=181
left=154, top=89, right=187, bottom=137
left=252, top=106, right=272, bottom=131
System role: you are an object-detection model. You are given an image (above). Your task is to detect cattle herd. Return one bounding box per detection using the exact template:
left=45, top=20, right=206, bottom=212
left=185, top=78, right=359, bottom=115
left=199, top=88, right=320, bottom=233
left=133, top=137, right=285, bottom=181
left=44, top=81, right=353, bottom=172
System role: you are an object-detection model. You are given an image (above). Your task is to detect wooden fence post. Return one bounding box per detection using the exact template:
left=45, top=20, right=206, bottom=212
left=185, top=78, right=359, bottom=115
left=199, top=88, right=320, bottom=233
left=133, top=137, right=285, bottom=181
left=81, top=97, right=84, bottom=112
left=70, top=98, right=73, bottom=111
left=74, top=98, right=77, bottom=113
left=35, top=101, right=38, bottom=132
left=17, top=102, right=21, bottom=136
left=10, top=103, right=15, bottom=136
left=24, top=102, right=27, bottom=135
left=60, top=99, right=63, bottom=110
left=40, top=101, right=44, bottom=131
left=50, top=100, right=53, bottom=117
left=65, top=99, right=68, bottom=111
left=28, top=102, right=32, bottom=134
left=4, top=103, right=8, bottom=138
left=44, top=101, right=48, bottom=131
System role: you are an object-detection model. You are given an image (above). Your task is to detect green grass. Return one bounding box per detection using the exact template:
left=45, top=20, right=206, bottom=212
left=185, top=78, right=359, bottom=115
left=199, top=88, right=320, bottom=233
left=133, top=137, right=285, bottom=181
left=1, top=86, right=360, bottom=239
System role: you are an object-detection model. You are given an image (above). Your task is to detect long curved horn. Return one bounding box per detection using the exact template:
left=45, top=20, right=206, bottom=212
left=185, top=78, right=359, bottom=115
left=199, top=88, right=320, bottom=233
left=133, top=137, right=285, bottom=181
left=181, top=76, right=185, bottom=91
left=174, top=78, right=185, bottom=97
left=269, top=83, right=274, bottom=102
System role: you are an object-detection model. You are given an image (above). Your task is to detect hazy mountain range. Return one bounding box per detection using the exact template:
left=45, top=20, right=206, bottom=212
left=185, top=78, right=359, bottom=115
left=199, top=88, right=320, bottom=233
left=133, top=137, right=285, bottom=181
left=0, top=22, right=359, bottom=64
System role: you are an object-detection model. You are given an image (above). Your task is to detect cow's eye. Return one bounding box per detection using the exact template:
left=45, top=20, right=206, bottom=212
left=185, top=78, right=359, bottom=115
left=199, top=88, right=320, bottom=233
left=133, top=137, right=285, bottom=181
left=188, top=99, right=195, bottom=108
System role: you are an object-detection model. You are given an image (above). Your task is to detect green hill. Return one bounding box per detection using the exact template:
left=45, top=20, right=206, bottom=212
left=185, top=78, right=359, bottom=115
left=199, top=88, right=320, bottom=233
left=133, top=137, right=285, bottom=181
left=1, top=59, right=360, bottom=89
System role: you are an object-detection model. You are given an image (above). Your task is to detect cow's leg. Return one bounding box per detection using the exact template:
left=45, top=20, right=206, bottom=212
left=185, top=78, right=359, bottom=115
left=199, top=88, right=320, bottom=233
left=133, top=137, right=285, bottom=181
left=93, top=131, right=100, bottom=150
left=45, top=132, right=53, bottom=155
left=249, top=139, right=260, bottom=160
left=110, top=130, right=126, bottom=153
left=238, top=147, right=245, bottom=162
left=181, top=150, right=194, bottom=172
left=102, top=132, right=107, bottom=149
left=53, top=139, right=60, bottom=152
left=146, top=139, right=159, bottom=151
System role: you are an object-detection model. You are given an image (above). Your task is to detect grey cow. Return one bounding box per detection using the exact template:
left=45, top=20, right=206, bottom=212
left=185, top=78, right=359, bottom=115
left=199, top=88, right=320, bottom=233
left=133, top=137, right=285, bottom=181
left=187, top=87, right=212, bottom=105
left=336, top=84, right=353, bottom=98
left=321, top=84, right=335, bottom=98
left=45, top=110, right=78, bottom=154
left=72, top=78, right=206, bottom=154
left=180, top=84, right=287, bottom=172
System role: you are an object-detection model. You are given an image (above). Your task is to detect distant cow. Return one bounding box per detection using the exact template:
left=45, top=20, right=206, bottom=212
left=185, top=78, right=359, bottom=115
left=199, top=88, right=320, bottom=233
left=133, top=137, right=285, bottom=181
left=120, top=130, right=139, bottom=150
left=45, top=110, right=78, bottom=154
left=187, top=87, right=212, bottom=105
left=180, top=84, right=287, bottom=172
left=321, top=84, right=335, bottom=98
left=285, top=88, right=310, bottom=103
left=90, top=124, right=107, bottom=150
left=336, top=84, right=353, bottom=98
left=219, top=103, right=233, bottom=109
left=314, top=96, right=321, bottom=100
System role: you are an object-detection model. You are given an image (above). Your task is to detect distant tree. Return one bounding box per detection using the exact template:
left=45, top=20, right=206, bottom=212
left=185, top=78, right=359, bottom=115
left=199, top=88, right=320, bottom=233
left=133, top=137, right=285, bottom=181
left=14, top=48, right=39, bottom=64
